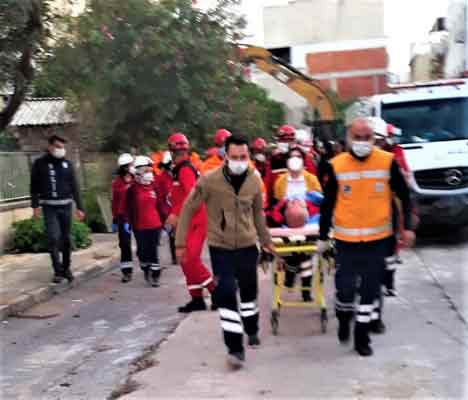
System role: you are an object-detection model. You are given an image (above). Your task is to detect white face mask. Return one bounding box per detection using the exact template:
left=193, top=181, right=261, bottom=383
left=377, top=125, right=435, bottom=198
left=287, top=156, right=303, bottom=172
left=254, top=153, right=266, bottom=163
left=277, top=142, right=289, bottom=154
left=52, top=148, right=66, bottom=159
left=351, top=141, right=373, bottom=158
left=228, top=159, right=248, bottom=175
left=141, top=172, right=154, bottom=184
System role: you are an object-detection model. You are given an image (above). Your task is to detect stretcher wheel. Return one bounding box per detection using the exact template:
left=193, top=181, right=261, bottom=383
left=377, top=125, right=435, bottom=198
left=271, top=310, right=279, bottom=335
left=320, top=309, right=328, bottom=333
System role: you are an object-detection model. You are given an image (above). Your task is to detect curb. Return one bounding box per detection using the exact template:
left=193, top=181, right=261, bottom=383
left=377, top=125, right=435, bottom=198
left=0, top=254, right=119, bottom=320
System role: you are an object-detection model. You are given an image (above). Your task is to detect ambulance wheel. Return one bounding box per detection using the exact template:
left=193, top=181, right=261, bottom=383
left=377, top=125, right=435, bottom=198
left=271, top=310, right=279, bottom=335
left=320, top=309, right=328, bottom=333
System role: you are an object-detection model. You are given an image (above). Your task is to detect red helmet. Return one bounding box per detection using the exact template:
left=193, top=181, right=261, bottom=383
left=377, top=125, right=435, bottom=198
left=251, top=137, right=267, bottom=152
left=168, top=132, right=189, bottom=151
left=276, top=124, right=296, bottom=142
left=214, top=129, right=232, bottom=147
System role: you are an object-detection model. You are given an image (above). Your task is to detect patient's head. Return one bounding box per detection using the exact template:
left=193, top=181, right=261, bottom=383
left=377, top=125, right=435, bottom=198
left=284, top=199, right=308, bottom=228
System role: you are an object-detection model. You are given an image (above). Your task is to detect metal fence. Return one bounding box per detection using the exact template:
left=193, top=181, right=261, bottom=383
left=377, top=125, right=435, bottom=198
left=0, top=152, right=39, bottom=203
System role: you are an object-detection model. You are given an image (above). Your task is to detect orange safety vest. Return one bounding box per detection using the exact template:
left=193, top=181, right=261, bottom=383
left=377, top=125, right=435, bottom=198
left=331, top=148, right=393, bottom=242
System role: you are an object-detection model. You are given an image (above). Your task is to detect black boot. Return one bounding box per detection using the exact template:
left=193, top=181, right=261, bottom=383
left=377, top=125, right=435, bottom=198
left=248, top=334, right=261, bottom=347
left=370, top=319, right=386, bottom=334
left=227, top=350, right=245, bottom=369
left=52, top=274, right=64, bottom=284
left=178, top=297, right=207, bottom=313
left=284, top=270, right=295, bottom=288
left=61, top=267, right=74, bottom=283
left=354, top=323, right=373, bottom=356
left=336, top=311, right=351, bottom=344
left=210, top=293, right=218, bottom=311
left=121, top=272, right=132, bottom=283
left=149, top=270, right=160, bottom=287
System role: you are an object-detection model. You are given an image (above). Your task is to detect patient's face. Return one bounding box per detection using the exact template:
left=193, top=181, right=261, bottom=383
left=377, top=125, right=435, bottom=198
left=285, top=199, right=308, bottom=228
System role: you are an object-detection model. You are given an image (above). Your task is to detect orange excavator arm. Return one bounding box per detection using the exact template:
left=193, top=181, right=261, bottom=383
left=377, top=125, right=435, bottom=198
left=238, top=45, right=335, bottom=121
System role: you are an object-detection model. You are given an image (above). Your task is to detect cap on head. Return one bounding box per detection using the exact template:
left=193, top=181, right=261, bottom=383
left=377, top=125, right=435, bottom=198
left=214, top=129, right=232, bottom=147
left=117, top=153, right=134, bottom=166
left=168, top=132, right=189, bottom=151
left=276, top=125, right=296, bottom=142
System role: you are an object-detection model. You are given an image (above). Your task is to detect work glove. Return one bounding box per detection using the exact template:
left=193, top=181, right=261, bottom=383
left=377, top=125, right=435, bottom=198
left=164, top=224, right=173, bottom=234
left=123, top=223, right=131, bottom=234
left=306, top=191, right=324, bottom=206
left=316, top=239, right=329, bottom=255
left=111, top=223, right=118, bottom=233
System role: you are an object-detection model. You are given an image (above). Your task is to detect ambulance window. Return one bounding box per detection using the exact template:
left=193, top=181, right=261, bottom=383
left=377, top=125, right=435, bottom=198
left=381, top=98, right=468, bottom=144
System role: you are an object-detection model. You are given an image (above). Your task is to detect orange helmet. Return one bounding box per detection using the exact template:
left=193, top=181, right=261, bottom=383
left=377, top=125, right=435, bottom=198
left=276, top=125, right=296, bottom=142
left=214, top=129, right=232, bottom=147
left=168, top=132, right=189, bottom=151
left=251, top=137, right=267, bottom=152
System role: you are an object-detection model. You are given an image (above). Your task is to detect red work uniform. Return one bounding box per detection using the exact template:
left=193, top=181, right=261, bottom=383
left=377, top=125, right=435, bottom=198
left=170, top=160, right=215, bottom=297
left=127, top=182, right=163, bottom=276
left=111, top=176, right=133, bottom=274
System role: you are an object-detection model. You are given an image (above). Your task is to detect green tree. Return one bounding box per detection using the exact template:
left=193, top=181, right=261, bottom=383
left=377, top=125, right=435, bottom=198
left=35, top=0, right=284, bottom=151
left=0, top=0, right=51, bottom=130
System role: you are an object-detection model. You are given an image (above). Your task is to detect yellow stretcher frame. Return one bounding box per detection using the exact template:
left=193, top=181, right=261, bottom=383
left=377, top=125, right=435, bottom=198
left=269, top=242, right=333, bottom=335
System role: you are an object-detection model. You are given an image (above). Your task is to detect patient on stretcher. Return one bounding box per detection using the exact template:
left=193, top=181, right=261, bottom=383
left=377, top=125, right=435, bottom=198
left=269, top=195, right=323, bottom=302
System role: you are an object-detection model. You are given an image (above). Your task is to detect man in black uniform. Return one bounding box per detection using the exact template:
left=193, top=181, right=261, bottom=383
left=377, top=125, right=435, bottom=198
left=30, top=135, right=85, bottom=283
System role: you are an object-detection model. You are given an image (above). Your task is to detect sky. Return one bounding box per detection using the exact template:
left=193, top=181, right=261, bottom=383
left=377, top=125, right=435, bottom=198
left=384, top=0, right=449, bottom=79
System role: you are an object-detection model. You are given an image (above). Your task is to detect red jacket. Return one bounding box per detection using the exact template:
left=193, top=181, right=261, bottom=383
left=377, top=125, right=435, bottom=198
left=126, top=183, right=162, bottom=230
left=155, top=170, right=172, bottom=221
left=392, top=145, right=410, bottom=179
left=170, top=160, right=205, bottom=220
left=112, top=176, right=132, bottom=223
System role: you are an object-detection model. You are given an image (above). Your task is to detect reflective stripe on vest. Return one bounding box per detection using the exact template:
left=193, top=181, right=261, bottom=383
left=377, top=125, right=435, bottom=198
left=331, top=149, right=393, bottom=243
left=334, top=223, right=392, bottom=237
left=336, top=170, right=389, bottom=181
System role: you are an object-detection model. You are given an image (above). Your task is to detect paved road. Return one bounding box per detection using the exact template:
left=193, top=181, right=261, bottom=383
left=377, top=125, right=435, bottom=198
left=1, top=230, right=467, bottom=399
left=0, top=239, right=192, bottom=400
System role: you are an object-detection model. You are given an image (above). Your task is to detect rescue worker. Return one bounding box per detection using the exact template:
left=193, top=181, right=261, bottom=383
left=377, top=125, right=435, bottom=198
left=176, top=134, right=275, bottom=369
left=156, top=151, right=177, bottom=265
left=126, top=156, right=163, bottom=287
left=251, top=137, right=268, bottom=179
left=372, top=120, right=414, bottom=296
left=30, top=135, right=85, bottom=283
left=318, top=118, right=415, bottom=357
left=166, top=133, right=216, bottom=313
left=112, top=153, right=134, bottom=282
left=201, top=128, right=232, bottom=174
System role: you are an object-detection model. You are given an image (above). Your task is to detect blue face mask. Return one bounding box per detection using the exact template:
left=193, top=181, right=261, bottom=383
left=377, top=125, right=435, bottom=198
left=218, top=147, right=226, bottom=158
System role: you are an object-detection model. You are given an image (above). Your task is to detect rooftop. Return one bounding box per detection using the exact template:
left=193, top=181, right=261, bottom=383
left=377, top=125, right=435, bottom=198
left=9, top=98, right=76, bottom=127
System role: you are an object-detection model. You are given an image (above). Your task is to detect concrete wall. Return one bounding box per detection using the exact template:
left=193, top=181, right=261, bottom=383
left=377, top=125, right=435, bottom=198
left=0, top=202, right=32, bottom=254
left=263, top=0, right=384, bottom=49
left=445, top=0, right=468, bottom=78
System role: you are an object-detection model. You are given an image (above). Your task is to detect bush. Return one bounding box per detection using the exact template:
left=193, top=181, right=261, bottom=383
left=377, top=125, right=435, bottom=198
left=11, top=217, right=92, bottom=253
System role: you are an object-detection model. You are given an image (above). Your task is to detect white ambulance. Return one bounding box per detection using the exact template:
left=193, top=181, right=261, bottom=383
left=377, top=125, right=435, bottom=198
left=370, top=80, right=468, bottom=229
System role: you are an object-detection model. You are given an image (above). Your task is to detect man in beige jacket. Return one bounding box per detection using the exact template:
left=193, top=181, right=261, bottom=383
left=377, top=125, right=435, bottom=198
left=176, top=134, right=274, bottom=369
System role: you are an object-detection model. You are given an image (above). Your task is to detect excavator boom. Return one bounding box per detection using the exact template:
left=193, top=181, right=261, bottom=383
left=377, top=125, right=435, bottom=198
left=238, top=45, right=335, bottom=121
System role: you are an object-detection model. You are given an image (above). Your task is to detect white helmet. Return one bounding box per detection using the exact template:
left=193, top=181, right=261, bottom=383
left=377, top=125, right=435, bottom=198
left=118, top=153, right=134, bottom=166
left=295, top=129, right=312, bottom=146
left=133, top=155, right=153, bottom=168
left=161, top=151, right=172, bottom=164
left=367, top=117, right=388, bottom=138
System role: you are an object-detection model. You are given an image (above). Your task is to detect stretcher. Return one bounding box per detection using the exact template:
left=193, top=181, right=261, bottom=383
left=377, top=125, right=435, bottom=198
left=264, top=224, right=334, bottom=335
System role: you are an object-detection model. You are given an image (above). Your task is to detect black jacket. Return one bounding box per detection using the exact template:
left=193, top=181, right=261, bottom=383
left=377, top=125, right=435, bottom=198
left=30, top=153, right=83, bottom=210
left=319, top=154, right=412, bottom=241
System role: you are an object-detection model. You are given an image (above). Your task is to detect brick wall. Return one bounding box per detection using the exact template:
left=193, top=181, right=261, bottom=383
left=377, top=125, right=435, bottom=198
left=306, top=47, right=389, bottom=100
